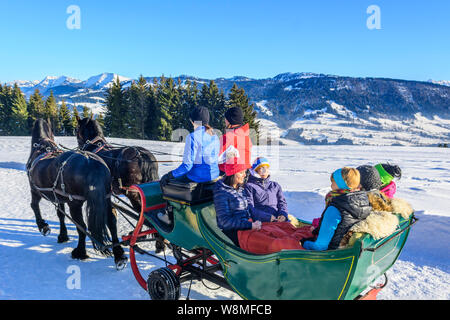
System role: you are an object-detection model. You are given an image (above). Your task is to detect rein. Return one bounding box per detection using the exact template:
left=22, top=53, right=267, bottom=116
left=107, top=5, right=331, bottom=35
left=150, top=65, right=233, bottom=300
left=80, top=136, right=182, bottom=163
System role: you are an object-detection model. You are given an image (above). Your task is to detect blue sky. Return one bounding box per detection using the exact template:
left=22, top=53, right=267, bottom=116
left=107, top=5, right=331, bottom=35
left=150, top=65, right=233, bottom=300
left=0, top=0, right=449, bottom=82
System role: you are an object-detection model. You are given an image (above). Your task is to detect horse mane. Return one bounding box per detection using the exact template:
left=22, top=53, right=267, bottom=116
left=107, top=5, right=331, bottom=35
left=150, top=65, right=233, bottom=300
left=32, top=119, right=54, bottom=144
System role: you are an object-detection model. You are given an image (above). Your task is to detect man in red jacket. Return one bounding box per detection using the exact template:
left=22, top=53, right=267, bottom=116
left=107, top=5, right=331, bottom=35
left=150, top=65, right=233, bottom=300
left=218, top=107, right=252, bottom=176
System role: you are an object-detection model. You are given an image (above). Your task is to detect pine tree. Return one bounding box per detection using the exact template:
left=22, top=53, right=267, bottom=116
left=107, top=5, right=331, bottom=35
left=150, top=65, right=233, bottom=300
left=27, top=89, right=45, bottom=129
left=71, top=107, right=80, bottom=130
left=44, top=90, right=59, bottom=133
left=0, top=85, right=13, bottom=134
left=170, top=78, right=184, bottom=131
left=104, top=76, right=127, bottom=137
left=127, top=75, right=149, bottom=139
left=10, top=84, right=28, bottom=135
left=144, top=78, right=158, bottom=139
left=58, top=101, right=73, bottom=135
left=178, top=79, right=199, bottom=131
left=96, top=113, right=105, bottom=128
left=154, top=76, right=179, bottom=141
left=0, top=84, right=3, bottom=133
left=227, top=83, right=260, bottom=142
left=82, top=105, right=90, bottom=119
left=198, top=80, right=226, bottom=131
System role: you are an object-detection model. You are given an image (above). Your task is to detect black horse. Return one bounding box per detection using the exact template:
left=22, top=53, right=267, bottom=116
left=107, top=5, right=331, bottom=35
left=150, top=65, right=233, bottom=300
left=75, top=116, right=159, bottom=211
left=27, top=119, right=127, bottom=269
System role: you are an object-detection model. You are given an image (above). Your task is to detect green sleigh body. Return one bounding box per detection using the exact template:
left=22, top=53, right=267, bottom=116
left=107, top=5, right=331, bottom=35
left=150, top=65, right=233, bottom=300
left=130, top=182, right=415, bottom=300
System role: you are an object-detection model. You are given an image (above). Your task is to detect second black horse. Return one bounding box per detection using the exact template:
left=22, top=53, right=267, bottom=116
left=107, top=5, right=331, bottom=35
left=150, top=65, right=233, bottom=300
left=75, top=116, right=159, bottom=211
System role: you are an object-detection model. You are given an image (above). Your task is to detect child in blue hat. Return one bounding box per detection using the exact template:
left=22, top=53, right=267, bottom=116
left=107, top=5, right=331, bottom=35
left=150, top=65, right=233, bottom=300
left=244, top=157, right=289, bottom=223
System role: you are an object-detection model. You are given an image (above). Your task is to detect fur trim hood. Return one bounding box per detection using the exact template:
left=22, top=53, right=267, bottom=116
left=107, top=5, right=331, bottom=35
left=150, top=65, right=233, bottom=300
left=368, top=192, right=414, bottom=219
left=339, top=195, right=414, bottom=247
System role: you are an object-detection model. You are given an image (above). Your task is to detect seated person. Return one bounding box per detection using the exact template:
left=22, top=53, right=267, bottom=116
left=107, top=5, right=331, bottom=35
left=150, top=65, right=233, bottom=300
left=302, top=167, right=371, bottom=251
left=218, top=106, right=252, bottom=177
left=214, top=167, right=313, bottom=254
left=158, top=106, right=220, bottom=223
left=374, top=163, right=402, bottom=199
left=357, top=163, right=402, bottom=198
left=214, top=169, right=260, bottom=246
left=244, top=157, right=289, bottom=223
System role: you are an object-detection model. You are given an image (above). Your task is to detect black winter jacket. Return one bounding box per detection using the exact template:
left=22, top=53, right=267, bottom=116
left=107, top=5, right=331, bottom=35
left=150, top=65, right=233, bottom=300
left=317, top=191, right=372, bottom=250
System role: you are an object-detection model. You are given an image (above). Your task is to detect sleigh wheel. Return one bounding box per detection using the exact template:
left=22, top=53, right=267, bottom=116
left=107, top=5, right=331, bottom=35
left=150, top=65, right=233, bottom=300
left=147, top=267, right=181, bottom=300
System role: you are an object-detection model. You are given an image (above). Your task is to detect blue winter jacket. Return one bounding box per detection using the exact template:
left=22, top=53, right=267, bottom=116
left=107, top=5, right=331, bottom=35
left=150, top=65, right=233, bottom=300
left=172, top=126, right=220, bottom=183
left=303, top=206, right=342, bottom=251
left=213, top=179, right=253, bottom=233
left=244, top=174, right=289, bottom=222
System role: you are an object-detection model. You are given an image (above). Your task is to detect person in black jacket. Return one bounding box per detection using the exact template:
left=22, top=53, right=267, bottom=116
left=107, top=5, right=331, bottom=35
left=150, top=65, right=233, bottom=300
left=303, top=167, right=372, bottom=250
left=213, top=169, right=261, bottom=247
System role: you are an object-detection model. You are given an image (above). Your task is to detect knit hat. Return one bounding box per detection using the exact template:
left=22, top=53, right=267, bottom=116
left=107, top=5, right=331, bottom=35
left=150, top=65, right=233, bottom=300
left=357, top=165, right=382, bottom=191
left=225, top=107, right=244, bottom=125
left=375, top=163, right=402, bottom=186
left=252, top=157, right=270, bottom=172
left=190, top=106, right=210, bottom=125
left=375, top=163, right=403, bottom=187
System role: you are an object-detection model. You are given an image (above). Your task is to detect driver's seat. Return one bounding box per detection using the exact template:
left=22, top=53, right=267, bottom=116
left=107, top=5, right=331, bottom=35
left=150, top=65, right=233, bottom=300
left=161, top=179, right=217, bottom=206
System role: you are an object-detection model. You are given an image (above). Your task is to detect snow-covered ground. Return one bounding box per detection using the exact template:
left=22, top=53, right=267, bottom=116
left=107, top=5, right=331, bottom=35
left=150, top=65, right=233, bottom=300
left=256, top=101, right=450, bottom=147
left=0, top=136, right=449, bottom=300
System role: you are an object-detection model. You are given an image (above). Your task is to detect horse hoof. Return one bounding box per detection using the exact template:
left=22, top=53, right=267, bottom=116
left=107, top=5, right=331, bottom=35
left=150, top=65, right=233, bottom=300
left=58, top=234, right=69, bottom=243
left=71, top=248, right=89, bottom=260
left=40, top=225, right=51, bottom=236
left=115, top=257, right=128, bottom=271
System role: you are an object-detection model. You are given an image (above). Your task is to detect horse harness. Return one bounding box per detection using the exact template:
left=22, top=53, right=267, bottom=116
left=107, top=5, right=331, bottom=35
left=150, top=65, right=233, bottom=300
left=28, top=141, right=109, bottom=202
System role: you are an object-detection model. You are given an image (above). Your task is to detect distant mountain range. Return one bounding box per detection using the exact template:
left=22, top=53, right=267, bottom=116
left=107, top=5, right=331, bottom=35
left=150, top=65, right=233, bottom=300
left=4, top=72, right=450, bottom=146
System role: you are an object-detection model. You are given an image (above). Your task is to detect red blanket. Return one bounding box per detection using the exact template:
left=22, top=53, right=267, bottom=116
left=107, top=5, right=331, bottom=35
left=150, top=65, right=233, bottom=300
left=238, top=222, right=314, bottom=254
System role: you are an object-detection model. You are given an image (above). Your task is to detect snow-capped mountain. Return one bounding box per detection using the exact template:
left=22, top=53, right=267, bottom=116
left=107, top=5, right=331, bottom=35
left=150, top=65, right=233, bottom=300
left=5, top=79, right=40, bottom=88
left=84, top=73, right=131, bottom=89
left=272, top=72, right=328, bottom=82
left=37, top=75, right=82, bottom=88
left=5, top=73, right=132, bottom=97
left=4, top=72, right=450, bottom=146
left=429, top=79, right=450, bottom=87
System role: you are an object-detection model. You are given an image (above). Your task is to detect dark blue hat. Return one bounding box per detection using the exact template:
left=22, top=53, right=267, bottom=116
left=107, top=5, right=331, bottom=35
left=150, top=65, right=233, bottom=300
left=190, top=107, right=210, bottom=125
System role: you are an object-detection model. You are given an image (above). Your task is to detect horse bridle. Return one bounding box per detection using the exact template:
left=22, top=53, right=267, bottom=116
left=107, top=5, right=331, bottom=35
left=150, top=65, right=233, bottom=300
left=80, top=135, right=112, bottom=153
left=27, top=138, right=62, bottom=170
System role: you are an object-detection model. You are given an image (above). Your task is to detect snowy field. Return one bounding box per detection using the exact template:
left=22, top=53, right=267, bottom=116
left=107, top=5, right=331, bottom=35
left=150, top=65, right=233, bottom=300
left=0, top=136, right=449, bottom=300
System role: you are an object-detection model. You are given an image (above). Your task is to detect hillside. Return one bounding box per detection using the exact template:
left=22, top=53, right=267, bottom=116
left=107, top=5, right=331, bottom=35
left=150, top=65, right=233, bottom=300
left=5, top=72, right=450, bottom=146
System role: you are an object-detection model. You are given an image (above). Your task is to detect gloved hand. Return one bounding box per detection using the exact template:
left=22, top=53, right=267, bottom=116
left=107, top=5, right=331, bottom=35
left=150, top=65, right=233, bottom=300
left=300, top=237, right=316, bottom=247
left=159, top=171, right=174, bottom=189
left=252, top=220, right=262, bottom=230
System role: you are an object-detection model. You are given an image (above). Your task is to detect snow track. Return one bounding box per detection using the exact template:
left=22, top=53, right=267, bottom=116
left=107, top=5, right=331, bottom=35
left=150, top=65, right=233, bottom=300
left=0, top=137, right=448, bottom=300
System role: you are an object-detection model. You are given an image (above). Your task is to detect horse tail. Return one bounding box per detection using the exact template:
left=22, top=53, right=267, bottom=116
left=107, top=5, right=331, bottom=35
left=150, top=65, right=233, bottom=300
left=85, top=164, right=112, bottom=255
left=137, top=147, right=159, bottom=182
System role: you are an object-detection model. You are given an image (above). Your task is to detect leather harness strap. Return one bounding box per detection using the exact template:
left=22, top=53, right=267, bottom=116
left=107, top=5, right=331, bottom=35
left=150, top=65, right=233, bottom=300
left=28, top=145, right=110, bottom=202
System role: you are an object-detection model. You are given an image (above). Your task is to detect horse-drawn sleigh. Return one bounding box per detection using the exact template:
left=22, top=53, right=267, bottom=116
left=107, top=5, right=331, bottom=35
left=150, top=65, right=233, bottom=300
left=27, top=118, right=417, bottom=300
